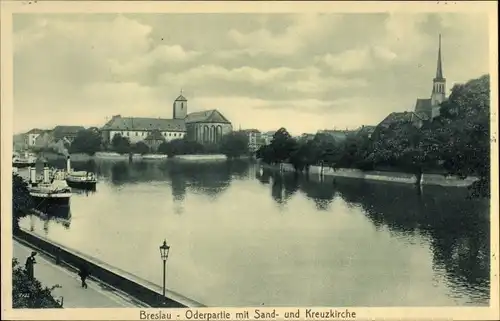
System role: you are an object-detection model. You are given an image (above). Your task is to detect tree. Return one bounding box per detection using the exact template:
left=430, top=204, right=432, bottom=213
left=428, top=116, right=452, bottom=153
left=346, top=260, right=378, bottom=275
left=436, top=75, right=490, bottom=197
left=69, top=129, right=102, bottom=155
left=133, top=141, right=150, bottom=155
left=12, top=173, right=32, bottom=232
left=256, top=144, right=275, bottom=164
left=219, top=131, right=249, bottom=159
left=111, top=134, right=131, bottom=154
left=157, top=139, right=205, bottom=157
left=269, top=128, right=297, bottom=163
left=12, top=258, right=62, bottom=308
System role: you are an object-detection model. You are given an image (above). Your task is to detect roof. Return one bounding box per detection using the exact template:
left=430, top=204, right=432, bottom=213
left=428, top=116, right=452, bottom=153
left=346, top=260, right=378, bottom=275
left=175, top=94, right=187, bottom=102
left=184, top=109, right=231, bottom=124
left=144, top=130, right=166, bottom=141
left=379, top=111, right=427, bottom=128
left=356, top=125, right=377, bottom=135
left=26, top=128, right=45, bottom=135
left=435, top=34, right=444, bottom=80
left=240, top=129, right=261, bottom=134
left=52, top=126, right=85, bottom=139
left=415, top=98, right=432, bottom=113
left=317, top=130, right=349, bottom=141
left=101, top=115, right=186, bottom=132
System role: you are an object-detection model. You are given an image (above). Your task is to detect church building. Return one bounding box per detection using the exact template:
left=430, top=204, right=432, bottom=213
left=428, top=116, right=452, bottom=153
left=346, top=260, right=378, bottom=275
left=376, top=34, right=447, bottom=132
left=414, top=34, right=447, bottom=120
left=101, top=93, right=233, bottom=147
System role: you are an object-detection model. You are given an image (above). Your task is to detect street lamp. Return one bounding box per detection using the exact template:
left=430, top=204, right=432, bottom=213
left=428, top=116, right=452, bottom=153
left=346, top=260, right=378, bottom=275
left=159, top=240, right=170, bottom=297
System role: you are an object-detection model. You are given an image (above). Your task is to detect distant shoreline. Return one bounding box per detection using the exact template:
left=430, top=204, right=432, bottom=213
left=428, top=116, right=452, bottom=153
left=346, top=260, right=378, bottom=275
left=259, top=162, right=480, bottom=188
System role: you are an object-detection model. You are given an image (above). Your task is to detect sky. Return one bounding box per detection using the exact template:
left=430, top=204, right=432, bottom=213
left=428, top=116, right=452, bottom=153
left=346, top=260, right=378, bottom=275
left=12, top=12, right=490, bottom=136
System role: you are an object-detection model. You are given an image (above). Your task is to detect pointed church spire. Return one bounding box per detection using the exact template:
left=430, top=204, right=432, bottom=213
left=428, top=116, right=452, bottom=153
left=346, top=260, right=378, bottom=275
left=435, top=34, right=443, bottom=80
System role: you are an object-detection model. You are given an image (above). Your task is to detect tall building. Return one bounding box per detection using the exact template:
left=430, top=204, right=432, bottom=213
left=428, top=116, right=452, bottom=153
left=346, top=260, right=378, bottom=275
left=415, top=34, right=446, bottom=120
left=240, top=129, right=261, bottom=152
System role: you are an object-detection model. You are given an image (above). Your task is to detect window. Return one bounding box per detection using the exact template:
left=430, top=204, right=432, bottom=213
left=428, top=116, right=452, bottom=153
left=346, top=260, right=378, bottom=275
left=135, top=132, right=138, bottom=136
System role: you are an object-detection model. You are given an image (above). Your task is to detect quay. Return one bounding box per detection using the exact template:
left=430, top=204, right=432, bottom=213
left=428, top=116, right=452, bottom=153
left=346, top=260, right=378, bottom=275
left=13, top=240, right=145, bottom=308
left=14, top=228, right=204, bottom=308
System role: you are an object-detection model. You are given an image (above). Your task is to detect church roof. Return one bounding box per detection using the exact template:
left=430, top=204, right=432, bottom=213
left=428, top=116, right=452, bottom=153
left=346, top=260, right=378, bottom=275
left=175, top=94, right=187, bottom=102
left=185, top=109, right=231, bottom=124
left=101, top=115, right=186, bottom=132
left=378, top=111, right=427, bottom=129
left=414, top=98, right=433, bottom=119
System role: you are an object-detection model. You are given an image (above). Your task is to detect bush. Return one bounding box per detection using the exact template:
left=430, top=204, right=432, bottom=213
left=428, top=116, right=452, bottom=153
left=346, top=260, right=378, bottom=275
left=111, top=134, right=131, bottom=154
left=12, top=173, right=32, bottom=232
left=133, top=141, right=150, bottom=155
left=12, top=258, right=62, bottom=308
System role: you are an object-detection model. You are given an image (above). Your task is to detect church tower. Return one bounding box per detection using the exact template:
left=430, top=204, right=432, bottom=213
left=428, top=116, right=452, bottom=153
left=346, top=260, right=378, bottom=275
left=173, top=90, right=187, bottom=119
left=430, top=34, right=446, bottom=117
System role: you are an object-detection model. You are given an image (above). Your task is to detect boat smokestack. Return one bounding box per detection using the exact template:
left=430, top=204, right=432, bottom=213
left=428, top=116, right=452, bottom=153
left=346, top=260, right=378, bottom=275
left=43, top=163, right=50, bottom=184
left=29, top=167, right=37, bottom=184
left=66, top=155, right=71, bottom=173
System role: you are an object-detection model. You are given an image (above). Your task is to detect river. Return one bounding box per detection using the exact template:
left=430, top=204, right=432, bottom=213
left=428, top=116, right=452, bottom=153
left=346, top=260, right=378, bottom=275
left=18, top=159, right=490, bottom=307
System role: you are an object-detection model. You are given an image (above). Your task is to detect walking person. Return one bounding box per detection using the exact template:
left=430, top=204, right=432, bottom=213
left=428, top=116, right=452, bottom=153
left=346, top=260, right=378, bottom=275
left=78, top=264, right=90, bottom=289
left=25, top=251, right=37, bottom=279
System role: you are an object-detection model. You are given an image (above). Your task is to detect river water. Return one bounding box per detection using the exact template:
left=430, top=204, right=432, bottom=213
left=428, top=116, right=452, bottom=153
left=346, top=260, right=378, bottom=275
left=18, top=159, right=490, bottom=307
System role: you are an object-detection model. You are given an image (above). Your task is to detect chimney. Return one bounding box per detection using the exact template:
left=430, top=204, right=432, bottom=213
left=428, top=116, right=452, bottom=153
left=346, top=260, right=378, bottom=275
left=43, top=163, right=50, bottom=184
left=66, top=155, right=71, bottom=173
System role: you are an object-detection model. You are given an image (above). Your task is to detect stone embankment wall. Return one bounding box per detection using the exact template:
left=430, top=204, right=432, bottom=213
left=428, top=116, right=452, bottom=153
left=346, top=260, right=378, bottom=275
left=421, top=173, right=479, bottom=187
left=174, top=154, right=227, bottom=161
left=40, top=152, right=228, bottom=162
left=14, top=228, right=203, bottom=308
left=262, top=162, right=479, bottom=187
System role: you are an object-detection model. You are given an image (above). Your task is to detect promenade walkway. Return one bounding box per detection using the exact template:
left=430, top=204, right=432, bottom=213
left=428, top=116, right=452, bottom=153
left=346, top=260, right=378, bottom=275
left=13, top=240, right=149, bottom=308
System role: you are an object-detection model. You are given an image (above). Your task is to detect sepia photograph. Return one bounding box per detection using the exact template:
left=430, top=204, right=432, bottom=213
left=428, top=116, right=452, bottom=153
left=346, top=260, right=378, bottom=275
left=1, top=1, right=498, bottom=320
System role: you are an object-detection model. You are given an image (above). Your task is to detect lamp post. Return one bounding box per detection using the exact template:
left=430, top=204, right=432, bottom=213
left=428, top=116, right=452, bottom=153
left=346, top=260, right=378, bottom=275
left=159, top=240, right=170, bottom=297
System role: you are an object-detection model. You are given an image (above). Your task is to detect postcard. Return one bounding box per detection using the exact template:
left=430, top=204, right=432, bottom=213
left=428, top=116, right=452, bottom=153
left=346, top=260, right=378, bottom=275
left=1, top=1, right=498, bottom=320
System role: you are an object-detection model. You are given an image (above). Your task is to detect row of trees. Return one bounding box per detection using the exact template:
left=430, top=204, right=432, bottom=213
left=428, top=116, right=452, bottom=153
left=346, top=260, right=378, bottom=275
left=156, top=131, right=249, bottom=159
left=67, top=129, right=251, bottom=159
left=256, top=75, right=490, bottom=186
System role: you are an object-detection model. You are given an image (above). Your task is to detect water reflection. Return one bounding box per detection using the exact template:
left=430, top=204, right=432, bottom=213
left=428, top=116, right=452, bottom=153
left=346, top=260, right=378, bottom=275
left=39, top=159, right=490, bottom=305
left=30, top=204, right=72, bottom=234
left=335, top=179, right=490, bottom=304
left=255, top=167, right=489, bottom=303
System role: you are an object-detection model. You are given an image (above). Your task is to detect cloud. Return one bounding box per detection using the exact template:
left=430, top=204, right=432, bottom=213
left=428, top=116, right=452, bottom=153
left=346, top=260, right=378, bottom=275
left=227, top=14, right=341, bottom=56
left=158, top=65, right=367, bottom=99
left=109, top=45, right=201, bottom=77
left=12, top=13, right=490, bottom=135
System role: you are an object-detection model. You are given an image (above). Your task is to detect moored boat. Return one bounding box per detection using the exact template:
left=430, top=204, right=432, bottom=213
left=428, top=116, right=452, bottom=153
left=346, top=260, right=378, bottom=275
left=64, top=156, right=97, bottom=190
left=13, top=151, right=37, bottom=168
left=66, top=171, right=97, bottom=190
left=28, top=165, right=71, bottom=206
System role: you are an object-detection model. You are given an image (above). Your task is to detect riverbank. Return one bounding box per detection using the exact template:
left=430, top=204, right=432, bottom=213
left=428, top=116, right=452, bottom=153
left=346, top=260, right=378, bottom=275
left=39, top=151, right=229, bottom=162
left=260, top=162, right=480, bottom=187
